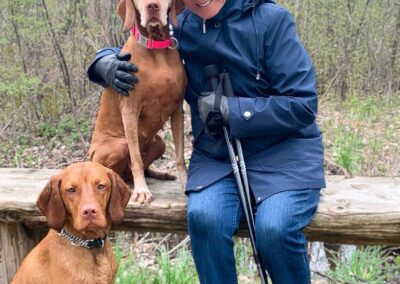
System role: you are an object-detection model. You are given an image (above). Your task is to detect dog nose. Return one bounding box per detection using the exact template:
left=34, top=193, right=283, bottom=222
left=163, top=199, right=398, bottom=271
left=81, top=205, right=98, bottom=218
left=147, top=2, right=160, bottom=13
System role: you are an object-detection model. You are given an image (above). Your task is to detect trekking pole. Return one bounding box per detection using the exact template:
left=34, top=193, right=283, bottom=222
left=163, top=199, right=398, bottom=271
left=222, top=72, right=255, bottom=225
left=204, top=65, right=268, bottom=284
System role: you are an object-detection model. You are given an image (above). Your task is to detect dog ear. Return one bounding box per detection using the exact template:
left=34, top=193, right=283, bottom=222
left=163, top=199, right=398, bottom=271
left=107, top=170, right=131, bottom=224
left=118, top=0, right=136, bottom=32
left=171, top=0, right=185, bottom=26
left=37, top=176, right=66, bottom=232
left=117, top=0, right=126, bottom=23
left=175, top=0, right=185, bottom=14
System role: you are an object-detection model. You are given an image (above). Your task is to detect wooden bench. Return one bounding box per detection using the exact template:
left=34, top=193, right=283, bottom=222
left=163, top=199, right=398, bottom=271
left=1, top=168, right=400, bottom=283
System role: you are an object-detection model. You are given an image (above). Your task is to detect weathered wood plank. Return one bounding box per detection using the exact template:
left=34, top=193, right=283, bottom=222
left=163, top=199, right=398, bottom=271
left=0, top=223, right=46, bottom=283
left=0, top=168, right=400, bottom=245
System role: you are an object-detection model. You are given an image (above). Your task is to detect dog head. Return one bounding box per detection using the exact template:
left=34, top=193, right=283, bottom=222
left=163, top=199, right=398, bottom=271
left=118, top=0, right=184, bottom=35
left=37, top=162, right=131, bottom=239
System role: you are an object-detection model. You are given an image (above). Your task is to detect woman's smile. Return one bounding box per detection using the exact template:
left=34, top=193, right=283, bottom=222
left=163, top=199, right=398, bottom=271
left=196, top=0, right=212, bottom=7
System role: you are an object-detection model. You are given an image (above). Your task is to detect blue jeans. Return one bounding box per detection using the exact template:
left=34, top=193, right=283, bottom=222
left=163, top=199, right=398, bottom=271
left=187, top=177, right=320, bottom=284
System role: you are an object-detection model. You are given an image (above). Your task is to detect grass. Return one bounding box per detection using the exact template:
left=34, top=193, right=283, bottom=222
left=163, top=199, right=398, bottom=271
left=113, top=234, right=400, bottom=284
left=113, top=235, right=265, bottom=284
left=0, top=113, right=92, bottom=168
left=326, top=246, right=400, bottom=284
left=319, top=93, right=400, bottom=176
left=114, top=239, right=198, bottom=284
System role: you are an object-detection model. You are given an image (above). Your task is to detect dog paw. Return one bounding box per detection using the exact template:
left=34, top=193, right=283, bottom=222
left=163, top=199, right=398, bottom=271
left=132, top=188, right=154, bottom=204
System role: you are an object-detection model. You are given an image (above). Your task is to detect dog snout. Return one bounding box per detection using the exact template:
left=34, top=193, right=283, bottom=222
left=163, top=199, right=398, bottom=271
left=147, top=2, right=160, bottom=12
left=146, top=0, right=161, bottom=17
left=81, top=204, right=99, bottom=218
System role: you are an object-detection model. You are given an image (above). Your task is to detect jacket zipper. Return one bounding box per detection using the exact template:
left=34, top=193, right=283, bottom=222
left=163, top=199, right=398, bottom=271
left=202, top=19, right=206, bottom=33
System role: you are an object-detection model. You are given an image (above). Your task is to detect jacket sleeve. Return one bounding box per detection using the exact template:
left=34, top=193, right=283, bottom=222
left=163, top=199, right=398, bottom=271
left=227, top=8, right=318, bottom=138
left=87, top=47, right=121, bottom=86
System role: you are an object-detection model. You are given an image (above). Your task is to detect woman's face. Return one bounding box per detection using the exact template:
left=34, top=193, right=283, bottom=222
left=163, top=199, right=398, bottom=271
left=183, top=0, right=226, bottom=19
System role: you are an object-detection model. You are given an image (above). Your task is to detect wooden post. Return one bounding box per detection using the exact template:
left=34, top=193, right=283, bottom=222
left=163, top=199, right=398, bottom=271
left=0, top=223, right=45, bottom=283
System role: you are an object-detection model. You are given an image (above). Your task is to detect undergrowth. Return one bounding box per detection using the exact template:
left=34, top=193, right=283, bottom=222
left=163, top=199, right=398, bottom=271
left=114, top=242, right=198, bottom=284
left=319, top=94, right=400, bottom=176
left=326, top=246, right=400, bottom=284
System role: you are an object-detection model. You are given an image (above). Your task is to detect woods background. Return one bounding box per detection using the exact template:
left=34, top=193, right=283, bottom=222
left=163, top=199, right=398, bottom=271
left=0, top=0, right=399, bottom=173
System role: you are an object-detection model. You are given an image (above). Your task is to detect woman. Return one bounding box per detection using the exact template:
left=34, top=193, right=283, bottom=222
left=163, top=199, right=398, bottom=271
left=87, top=0, right=326, bottom=283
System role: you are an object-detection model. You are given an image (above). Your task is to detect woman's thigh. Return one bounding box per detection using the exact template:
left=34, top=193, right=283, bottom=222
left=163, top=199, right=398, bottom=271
left=187, top=177, right=243, bottom=237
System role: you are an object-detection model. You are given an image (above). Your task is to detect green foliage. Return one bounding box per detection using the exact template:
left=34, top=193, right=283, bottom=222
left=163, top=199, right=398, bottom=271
left=331, top=127, right=364, bottom=174
left=114, top=244, right=198, bottom=284
left=279, top=0, right=400, bottom=98
left=156, top=246, right=197, bottom=284
left=57, top=116, right=91, bottom=143
left=320, top=93, right=400, bottom=176
left=343, top=95, right=381, bottom=123
left=0, top=72, right=40, bottom=99
left=326, top=246, right=397, bottom=284
left=35, top=122, right=58, bottom=139
left=114, top=239, right=264, bottom=284
left=28, top=114, right=91, bottom=144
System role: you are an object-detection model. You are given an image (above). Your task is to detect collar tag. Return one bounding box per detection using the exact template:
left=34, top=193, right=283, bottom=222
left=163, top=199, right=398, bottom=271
left=138, top=33, right=148, bottom=47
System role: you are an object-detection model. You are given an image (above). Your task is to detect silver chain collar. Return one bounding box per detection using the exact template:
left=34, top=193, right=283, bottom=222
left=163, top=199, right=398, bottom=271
left=58, top=228, right=106, bottom=249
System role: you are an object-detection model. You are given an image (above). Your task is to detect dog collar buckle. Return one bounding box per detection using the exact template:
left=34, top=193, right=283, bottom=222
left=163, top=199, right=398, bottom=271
left=86, top=238, right=105, bottom=249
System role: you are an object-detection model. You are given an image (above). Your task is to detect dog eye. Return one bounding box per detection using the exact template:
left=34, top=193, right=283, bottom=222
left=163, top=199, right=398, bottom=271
left=66, top=187, right=75, bottom=193
left=98, top=184, right=106, bottom=190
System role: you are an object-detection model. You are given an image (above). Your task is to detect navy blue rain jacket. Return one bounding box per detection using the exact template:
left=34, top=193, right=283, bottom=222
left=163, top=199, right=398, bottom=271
left=87, top=0, right=326, bottom=203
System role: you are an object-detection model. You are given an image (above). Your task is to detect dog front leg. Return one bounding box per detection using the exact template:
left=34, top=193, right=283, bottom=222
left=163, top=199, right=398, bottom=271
left=171, top=104, right=187, bottom=191
left=121, top=101, right=153, bottom=204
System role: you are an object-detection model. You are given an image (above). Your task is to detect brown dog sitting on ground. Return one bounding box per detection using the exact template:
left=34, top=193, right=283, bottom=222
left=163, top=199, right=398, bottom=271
left=11, top=162, right=131, bottom=284
left=89, top=0, right=187, bottom=204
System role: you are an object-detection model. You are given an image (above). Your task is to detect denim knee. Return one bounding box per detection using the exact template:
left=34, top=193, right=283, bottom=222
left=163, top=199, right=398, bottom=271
left=255, top=209, right=308, bottom=259
left=188, top=203, right=237, bottom=241
left=255, top=217, right=295, bottom=251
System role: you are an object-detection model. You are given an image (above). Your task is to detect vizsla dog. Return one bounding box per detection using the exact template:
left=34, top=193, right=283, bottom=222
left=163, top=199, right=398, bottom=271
left=89, top=0, right=187, bottom=204
left=12, top=162, right=131, bottom=284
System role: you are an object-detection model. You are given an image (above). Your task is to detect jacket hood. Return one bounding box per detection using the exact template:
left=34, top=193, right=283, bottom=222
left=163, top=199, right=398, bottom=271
left=216, top=0, right=275, bottom=79
left=178, top=0, right=277, bottom=80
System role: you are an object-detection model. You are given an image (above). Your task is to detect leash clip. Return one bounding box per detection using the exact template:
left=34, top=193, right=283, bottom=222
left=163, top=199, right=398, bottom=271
left=169, top=37, right=179, bottom=49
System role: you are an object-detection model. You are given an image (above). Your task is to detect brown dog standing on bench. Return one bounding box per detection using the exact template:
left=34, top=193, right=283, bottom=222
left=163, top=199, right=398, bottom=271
left=12, top=162, right=131, bottom=284
left=89, top=0, right=187, bottom=204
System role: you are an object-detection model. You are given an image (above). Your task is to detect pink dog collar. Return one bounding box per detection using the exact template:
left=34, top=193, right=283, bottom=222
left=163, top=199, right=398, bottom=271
left=131, top=26, right=177, bottom=49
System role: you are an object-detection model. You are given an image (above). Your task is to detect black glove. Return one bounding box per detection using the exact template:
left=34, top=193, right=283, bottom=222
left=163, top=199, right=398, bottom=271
left=198, top=92, right=229, bottom=136
left=92, top=52, right=138, bottom=96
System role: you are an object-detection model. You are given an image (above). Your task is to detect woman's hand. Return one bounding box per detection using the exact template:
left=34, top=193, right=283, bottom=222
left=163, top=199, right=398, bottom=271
left=92, top=52, right=138, bottom=96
